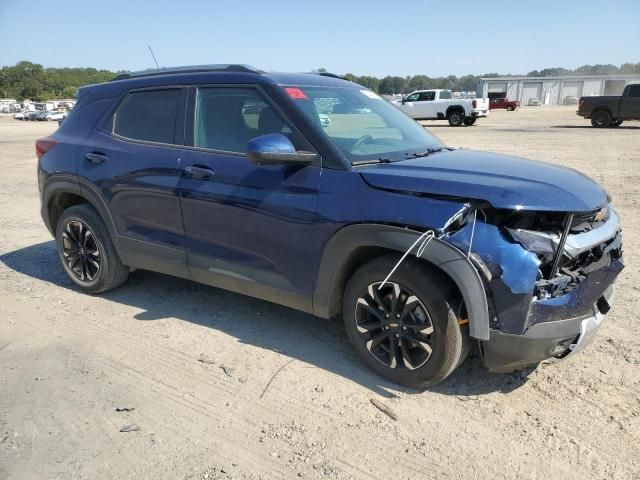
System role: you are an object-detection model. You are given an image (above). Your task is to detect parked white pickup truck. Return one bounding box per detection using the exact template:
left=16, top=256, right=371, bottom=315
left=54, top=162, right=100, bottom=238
left=392, top=89, right=490, bottom=126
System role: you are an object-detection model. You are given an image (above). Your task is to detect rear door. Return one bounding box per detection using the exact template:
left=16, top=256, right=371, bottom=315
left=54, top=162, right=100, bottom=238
left=619, top=84, right=640, bottom=119
left=178, top=85, right=321, bottom=312
left=82, top=87, right=189, bottom=277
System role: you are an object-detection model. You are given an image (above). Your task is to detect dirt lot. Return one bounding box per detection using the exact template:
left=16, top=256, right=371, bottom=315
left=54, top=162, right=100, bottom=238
left=0, top=107, right=638, bottom=480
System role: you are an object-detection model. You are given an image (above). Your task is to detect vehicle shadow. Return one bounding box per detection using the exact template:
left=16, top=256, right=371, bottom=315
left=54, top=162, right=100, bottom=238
left=552, top=125, right=640, bottom=130
left=1, top=241, right=534, bottom=397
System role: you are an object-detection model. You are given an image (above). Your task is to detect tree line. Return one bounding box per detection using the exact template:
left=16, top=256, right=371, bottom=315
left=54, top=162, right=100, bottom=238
left=0, top=61, right=115, bottom=101
left=2, top=60, right=639, bottom=101
left=334, top=62, right=640, bottom=95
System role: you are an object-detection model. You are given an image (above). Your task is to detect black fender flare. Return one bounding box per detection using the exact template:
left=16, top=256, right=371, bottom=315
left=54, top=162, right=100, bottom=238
left=41, top=175, right=119, bottom=249
left=313, top=224, right=490, bottom=341
left=445, top=105, right=465, bottom=117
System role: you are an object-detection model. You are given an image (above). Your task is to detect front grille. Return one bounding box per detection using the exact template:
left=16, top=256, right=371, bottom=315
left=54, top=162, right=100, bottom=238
left=570, top=206, right=608, bottom=233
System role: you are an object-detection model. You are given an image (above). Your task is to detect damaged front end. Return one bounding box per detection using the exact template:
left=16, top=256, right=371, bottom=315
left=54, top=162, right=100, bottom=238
left=441, top=202, right=623, bottom=372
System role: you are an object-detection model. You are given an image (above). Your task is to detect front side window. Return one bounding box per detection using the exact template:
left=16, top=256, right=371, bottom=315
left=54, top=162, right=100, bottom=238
left=194, top=87, right=292, bottom=153
left=113, top=89, right=181, bottom=144
left=289, top=86, right=443, bottom=162
left=404, top=92, right=420, bottom=102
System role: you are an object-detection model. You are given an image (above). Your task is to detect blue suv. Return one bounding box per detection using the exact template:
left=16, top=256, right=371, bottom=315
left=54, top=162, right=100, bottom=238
left=37, top=65, right=623, bottom=386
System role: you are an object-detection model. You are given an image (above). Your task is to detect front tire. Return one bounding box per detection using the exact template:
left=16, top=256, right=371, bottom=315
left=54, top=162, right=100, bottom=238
left=610, top=120, right=623, bottom=127
left=463, top=117, right=477, bottom=126
left=506, top=105, right=514, bottom=111
left=447, top=110, right=464, bottom=127
left=342, top=255, right=468, bottom=387
left=591, top=110, right=611, bottom=128
left=55, top=204, right=129, bottom=293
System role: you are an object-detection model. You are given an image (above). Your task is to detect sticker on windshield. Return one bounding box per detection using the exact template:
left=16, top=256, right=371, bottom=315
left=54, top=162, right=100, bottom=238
left=360, top=90, right=381, bottom=99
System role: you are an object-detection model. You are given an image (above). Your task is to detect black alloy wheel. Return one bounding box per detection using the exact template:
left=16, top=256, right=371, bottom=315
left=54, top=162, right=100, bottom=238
left=61, top=220, right=101, bottom=282
left=55, top=204, right=129, bottom=293
left=448, top=110, right=464, bottom=126
left=354, top=282, right=435, bottom=370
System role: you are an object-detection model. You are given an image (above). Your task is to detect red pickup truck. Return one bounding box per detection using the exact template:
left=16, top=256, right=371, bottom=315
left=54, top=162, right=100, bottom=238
left=490, top=98, right=520, bottom=111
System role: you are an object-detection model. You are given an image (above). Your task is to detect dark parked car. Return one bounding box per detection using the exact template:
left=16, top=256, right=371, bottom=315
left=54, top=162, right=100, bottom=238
left=37, top=65, right=623, bottom=387
left=489, top=98, right=520, bottom=111
left=578, top=84, right=640, bottom=127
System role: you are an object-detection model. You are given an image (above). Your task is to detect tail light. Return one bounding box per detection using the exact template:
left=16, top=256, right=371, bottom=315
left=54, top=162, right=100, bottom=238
left=472, top=100, right=477, bottom=108
left=36, top=136, right=58, bottom=160
left=578, top=98, right=584, bottom=109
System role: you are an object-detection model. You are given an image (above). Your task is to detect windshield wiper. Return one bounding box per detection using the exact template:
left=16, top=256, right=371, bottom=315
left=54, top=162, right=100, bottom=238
left=351, top=157, right=393, bottom=167
left=405, top=147, right=446, bottom=159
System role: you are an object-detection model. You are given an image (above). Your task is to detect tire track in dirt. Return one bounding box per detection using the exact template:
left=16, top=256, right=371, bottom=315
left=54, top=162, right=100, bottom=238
left=3, top=295, right=457, bottom=479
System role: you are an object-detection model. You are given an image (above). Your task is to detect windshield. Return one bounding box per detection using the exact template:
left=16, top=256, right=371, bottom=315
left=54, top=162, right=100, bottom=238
left=286, top=86, right=443, bottom=163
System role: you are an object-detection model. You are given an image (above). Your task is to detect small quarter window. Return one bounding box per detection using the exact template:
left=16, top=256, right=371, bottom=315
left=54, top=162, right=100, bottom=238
left=114, top=89, right=181, bottom=144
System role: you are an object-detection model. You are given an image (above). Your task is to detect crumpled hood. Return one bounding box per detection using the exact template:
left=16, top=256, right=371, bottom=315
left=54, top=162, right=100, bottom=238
left=359, top=149, right=608, bottom=212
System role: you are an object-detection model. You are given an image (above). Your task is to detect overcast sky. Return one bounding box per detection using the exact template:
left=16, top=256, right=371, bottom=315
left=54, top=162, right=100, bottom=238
left=1, top=0, right=639, bottom=76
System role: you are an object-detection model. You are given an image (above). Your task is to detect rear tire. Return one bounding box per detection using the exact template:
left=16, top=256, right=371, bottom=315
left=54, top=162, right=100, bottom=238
left=55, top=204, right=129, bottom=293
left=591, top=110, right=611, bottom=128
left=342, top=255, right=468, bottom=387
left=447, top=110, right=464, bottom=127
left=463, top=117, right=477, bottom=126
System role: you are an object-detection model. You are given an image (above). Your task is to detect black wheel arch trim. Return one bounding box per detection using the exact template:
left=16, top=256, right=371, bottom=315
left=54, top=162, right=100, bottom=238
left=42, top=175, right=119, bottom=251
left=445, top=105, right=465, bottom=116
left=313, top=224, right=491, bottom=341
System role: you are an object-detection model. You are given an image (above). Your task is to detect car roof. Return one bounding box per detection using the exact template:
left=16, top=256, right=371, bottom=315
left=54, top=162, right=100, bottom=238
left=79, top=65, right=358, bottom=98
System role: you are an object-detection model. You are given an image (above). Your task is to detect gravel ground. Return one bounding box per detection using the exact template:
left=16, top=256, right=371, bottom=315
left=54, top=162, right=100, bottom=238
left=0, top=107, right=638, bottom=480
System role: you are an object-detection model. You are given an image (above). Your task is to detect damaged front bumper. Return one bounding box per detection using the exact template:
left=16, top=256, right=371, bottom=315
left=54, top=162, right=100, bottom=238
left=482, top=286, right=614, bottom=373
left=445, top=203, right=623, bottom=372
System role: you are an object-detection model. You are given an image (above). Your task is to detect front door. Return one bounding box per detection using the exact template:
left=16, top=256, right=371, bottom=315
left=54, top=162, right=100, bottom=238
left=403, top=91, right=435, bottom=118
left=178, top=85, right=321, bottom=312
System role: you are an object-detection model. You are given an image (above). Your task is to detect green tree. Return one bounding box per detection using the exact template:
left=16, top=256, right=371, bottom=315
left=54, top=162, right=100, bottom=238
left=619, top=62, right=640, bottom=74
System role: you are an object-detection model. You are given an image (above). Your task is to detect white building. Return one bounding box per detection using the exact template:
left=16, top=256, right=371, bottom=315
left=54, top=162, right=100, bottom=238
left=477, top=74, right=640, bottom=105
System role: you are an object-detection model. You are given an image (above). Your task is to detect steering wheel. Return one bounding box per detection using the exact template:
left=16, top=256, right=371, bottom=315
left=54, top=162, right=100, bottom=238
left=351, top=134, right=374, bottom=153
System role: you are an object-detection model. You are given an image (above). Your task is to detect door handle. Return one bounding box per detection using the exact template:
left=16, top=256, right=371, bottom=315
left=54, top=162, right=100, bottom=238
left=86, top=152, right=108, bottom=164
left=184, top=165, right=215, bottom=179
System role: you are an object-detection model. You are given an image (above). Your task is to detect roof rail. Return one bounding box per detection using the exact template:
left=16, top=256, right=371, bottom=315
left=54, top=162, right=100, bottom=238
left=316, top=72, right=346, bottom=80
left=110, top=64, right=264, bottom=81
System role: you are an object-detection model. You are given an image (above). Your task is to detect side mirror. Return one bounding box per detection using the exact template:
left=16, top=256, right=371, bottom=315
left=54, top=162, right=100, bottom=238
left=246, top=133, right=317, bottom=166
left=401, top=97, right=406, bottom=104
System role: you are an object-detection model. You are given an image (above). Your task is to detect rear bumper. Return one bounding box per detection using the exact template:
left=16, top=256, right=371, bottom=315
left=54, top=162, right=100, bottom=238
left=482, top=286, right=613, bottom=373
left=470, top=109, right=489, bottom=117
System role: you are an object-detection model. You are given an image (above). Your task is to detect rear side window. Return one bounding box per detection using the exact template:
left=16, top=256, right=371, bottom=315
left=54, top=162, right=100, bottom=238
left=439, top=91, right=452, bottom=99
left=114, top=89, right=181, bottom=144
left=628, top=85, right=640, bottom=97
